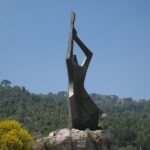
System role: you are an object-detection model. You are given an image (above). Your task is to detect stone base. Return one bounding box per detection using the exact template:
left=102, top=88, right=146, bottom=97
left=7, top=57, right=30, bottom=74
left=32, top=128, right=111, bottom=150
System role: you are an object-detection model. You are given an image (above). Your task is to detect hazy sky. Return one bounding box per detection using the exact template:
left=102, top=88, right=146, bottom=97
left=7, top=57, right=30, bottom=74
left=0, top=0, right=150, bottom=99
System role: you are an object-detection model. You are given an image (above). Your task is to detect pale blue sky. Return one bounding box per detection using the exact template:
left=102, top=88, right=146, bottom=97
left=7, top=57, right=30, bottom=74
left=0, top=0, right=150, bottom=99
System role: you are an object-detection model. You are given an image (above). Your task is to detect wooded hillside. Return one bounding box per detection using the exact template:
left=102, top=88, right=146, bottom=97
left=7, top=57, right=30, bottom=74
left=0, top=81, right=149, bottom=150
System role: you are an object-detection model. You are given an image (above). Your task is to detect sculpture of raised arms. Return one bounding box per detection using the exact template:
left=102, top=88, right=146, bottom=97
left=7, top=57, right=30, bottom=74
left=66, top=12, right=102, bottom=130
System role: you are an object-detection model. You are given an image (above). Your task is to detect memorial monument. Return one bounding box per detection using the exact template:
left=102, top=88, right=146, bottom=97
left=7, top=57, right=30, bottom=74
left=66, top=12, right=102, bottom=130
left=33, top=13, right=111, bottom=150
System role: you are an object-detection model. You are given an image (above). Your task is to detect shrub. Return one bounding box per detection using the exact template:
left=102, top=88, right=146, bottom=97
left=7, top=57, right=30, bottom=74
left=0, top=120, right=32, bottom=150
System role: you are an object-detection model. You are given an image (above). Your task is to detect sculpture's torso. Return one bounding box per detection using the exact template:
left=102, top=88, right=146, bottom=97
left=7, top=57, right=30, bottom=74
left=66, top=59, right=100, bottom=130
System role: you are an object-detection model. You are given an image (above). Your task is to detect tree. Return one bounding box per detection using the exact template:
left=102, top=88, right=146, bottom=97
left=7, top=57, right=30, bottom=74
left=0, top=80, right=11, bottom=87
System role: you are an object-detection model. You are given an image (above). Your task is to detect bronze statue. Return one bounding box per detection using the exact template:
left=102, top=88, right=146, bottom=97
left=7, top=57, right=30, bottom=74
left=66, top=12, right=102, bottom=130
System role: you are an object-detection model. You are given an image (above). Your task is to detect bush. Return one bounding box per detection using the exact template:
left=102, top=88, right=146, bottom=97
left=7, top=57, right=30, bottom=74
left=0, top=120, right=32, bottom=150
left=116, top=145, right=135, bottom=150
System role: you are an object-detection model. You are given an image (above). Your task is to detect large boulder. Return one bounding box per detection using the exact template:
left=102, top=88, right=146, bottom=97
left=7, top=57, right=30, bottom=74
left=32, top=128, right=111, bottom=150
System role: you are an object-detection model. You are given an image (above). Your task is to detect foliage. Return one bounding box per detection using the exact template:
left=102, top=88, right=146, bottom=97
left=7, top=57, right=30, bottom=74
left=0, top=80, right=150, bottom=149
left=0, top=80, right=11, bottom=87
left=116, top=145, right=135, bottom=150
left=0, top=120, right=32, bottom=150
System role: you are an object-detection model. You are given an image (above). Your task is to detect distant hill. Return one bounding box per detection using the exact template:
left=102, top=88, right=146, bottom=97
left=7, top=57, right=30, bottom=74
left=0, top=80, right=150, bottom=149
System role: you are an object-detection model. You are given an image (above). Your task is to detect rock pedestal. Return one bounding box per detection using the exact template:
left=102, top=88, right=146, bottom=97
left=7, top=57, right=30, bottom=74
left=32, top=128, right=111, bottom=150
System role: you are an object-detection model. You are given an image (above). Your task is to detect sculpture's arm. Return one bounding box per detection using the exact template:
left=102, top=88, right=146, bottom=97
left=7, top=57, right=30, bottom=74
left=66, top=12, right=77, bottom=82
left=74, top=35, right=93, bottom=67
left=66, top=12, right=76, bottom=61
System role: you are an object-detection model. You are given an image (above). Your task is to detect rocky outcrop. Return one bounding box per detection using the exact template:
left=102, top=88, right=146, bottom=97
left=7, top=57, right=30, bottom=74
left=32, top=128, right=111, bottom=150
